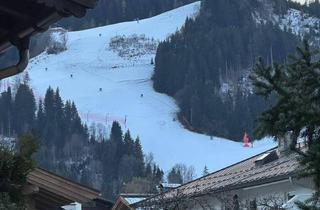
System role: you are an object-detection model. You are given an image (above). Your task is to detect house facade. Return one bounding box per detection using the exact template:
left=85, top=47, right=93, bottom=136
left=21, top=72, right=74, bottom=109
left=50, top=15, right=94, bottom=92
left=134, top=146, right=315, bottom=210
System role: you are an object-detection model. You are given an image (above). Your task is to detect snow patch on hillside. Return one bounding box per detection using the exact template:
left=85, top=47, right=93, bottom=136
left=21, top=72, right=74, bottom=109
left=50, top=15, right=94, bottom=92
left=277, top=9, right=320, bottom=38
left=254, top=7, right=320, bottom=42
left=109, top=35, right=157, bottom=60
left=47, top=28, right=68, bottom=54
left=7, top=2, right=276, bottom=174
left=0, top=136, right=16, bottom=149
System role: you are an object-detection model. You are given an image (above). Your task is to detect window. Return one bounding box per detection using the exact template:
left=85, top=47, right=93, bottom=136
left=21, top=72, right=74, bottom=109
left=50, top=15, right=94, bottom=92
left=287, top=192, right=295, bottom=201
left=249, top=199, right=257, bottom=210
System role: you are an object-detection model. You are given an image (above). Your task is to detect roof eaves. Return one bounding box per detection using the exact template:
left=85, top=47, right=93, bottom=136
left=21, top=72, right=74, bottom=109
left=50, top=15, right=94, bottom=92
left=134, top=147, right=279, bottom=207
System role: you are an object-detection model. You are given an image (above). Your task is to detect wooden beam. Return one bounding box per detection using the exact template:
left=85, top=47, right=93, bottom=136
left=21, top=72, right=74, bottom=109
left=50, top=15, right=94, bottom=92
left=22, top=184, right=39, bottom=196
left=0, top=65, right=19, bottom=79
left=28, top=175, right=90, bottom=203
left=35, top=188, right=73, bottom=206
left=0, top=0, right=95, bottom=53
left=34, top=195, right=65, bottom=210
left=69, top=0, right=97, bottom=8
left=0, top=11, right=61, bottom=53
left=0, top=5, right=36, bottom=22
left=36, top=0, right=88, bottom=17
left=27, top=170, right=99, bottom=203
left=30, top=168, right=100, bottom=196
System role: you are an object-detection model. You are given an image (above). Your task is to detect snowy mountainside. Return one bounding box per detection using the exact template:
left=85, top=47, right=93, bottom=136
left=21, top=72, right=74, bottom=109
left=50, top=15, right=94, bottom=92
left=8, top=2, right=275, bottom=174
left=254, top=6, right=320, bottom=42
left=278, top=9, right=320, bottom=38
left=223, top=6, right=320, bottom=98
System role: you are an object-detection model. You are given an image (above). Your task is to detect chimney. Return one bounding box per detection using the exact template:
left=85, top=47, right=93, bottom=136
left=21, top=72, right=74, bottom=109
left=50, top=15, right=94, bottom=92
left=278, top=132, right=293, bottom=156
left=255, top=150, right=279, bottom=167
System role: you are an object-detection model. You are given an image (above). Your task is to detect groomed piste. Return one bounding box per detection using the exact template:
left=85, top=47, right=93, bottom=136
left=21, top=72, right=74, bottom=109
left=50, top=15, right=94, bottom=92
left=10, top=2, right=276, bottom=174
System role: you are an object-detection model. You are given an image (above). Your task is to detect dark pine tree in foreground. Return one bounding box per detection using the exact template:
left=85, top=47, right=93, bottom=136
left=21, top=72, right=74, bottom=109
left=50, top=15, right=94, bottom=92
left=250, top=40, right=320, bottom=209
left=0, top=132, right=38, bottom=209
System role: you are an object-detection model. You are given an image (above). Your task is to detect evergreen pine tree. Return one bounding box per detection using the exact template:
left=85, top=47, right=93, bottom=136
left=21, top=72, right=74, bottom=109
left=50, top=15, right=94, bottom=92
left=110, top=121, right=123, bottom=142
left=202, top=165, right=209, bottom=176
left=12, top=84, right=36, bottom=135
left=123, top=130, right=134, bottom=155
left=0, top=87, right=12, bottom=136
left=43, top=87, right=55, bottom=145
left=167, top=168, right=183, bottom=184
left=70, top=102, right=83, bottom=134
left=0, top=132, right=38, bottom=208
left=250, top=40, right=320, bottom=209
left=53, top=88, right=65, bottom=148
left=134, top=137, right=145, bottom=177
left=145, top=163, right=152, bottom=178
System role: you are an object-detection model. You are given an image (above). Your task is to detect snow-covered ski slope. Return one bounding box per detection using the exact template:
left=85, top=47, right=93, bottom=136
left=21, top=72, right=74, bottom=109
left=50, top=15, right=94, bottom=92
left=18, top=2, right=276, bottom=174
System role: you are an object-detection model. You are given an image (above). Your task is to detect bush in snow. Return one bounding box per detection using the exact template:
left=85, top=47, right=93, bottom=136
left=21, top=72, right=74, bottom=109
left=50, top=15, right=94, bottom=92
left=46, top=28, right=68, bottom=55
left=109, top=34, right=158, bottom=59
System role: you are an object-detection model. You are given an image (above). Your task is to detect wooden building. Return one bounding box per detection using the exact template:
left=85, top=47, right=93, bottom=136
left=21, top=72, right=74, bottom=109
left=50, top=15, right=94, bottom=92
left=0, top=0, right=97, bottom=79
left=24, top=168, right=113, bottom=210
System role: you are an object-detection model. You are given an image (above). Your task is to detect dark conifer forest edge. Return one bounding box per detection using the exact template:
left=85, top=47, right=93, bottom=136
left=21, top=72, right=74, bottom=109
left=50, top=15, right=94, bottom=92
left=152, top=0, right=320, bottom=140
left=58, top=0, right=198, bottom=30
left=0, top=76, right=165, bottom=200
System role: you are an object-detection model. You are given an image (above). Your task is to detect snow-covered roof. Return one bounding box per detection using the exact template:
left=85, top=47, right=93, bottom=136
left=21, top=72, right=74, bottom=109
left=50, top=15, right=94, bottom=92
left=112, top=194, right=152, bottom=210
left=160, top=183, right=181, bottom=188
left=124, top=197, right=146, bottom=205
left=119, top=194, right=153, bottom=205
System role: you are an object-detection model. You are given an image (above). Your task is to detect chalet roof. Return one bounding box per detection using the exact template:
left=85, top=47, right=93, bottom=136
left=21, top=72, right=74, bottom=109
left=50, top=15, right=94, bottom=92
left=111, top=196, right=132, bottom=210
left=26, top=168, right=102, bottom=210
left=134, top=147, right=300, bottom=207
left=112, top=194, right=153, bottom=210
left=159, top=183, right=181, bottom=189
left=120, top=194, right=153, bottom=205
left=0, top=0, right=97, bottom=53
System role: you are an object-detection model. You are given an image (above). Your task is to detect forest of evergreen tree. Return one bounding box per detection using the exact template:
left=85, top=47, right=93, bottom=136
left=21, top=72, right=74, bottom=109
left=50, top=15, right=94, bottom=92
left=59, top=0, right=197, bottom=30
left=3, top=0, right=320, bottom=200
left=152, top=0, right=306, bottom=140
left=0, top=76, right=164, bottom=200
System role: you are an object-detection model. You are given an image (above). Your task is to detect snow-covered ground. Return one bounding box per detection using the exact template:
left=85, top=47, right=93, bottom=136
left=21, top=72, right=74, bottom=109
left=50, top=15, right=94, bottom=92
left=253, top=3, right=320, bottom=43
left=277, top=8, right=320, bottom=39
left=7, top=2, right=276, bottom=175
